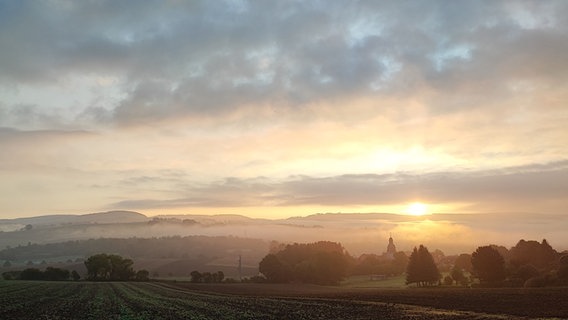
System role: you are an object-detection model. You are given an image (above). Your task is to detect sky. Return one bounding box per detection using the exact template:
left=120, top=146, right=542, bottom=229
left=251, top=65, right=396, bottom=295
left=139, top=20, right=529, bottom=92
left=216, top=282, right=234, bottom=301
left=1, top=0, right=567, bottom=219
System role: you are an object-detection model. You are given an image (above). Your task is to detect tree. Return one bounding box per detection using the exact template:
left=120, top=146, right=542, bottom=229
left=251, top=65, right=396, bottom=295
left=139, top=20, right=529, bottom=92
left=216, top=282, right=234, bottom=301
left=190, top=271, right=202, bottom=283
left=2, top=271, right=21, bottom=280
left=202, top=272, right=213, bottom=283
left=471, top=246, right=506, bottom=284
left=107, top=255, right=135, bottom=281
left=406, top=245, right=440, bottom=287
left=71, top=270, right=81, bottom=281
left=135, top=270, right=150, bottom=281
left=309, top=251, right=349, bottom=285
left=85, top=254, right=112, bottom=280
left=450, top=266, right=467, bottom=286
left=20, top=268, right=44, bottom=280
left=259, top=254, right=291, bottom=283
left=510, top=239, right=557, bottom=271
left=216, top=271, right=225, bottom=282
left=2, top=260, right=11, bottom=267
left=557, top=255, right=568, bottom=284
left=514, top=264, right=540, bottom=283
left=392, top=251, right=409, bottom=275
left=43, top=267, right=70, bottom=281
left=259, top=241, right=350, bottom=284
left=454, top=254, right=472, bottom=273
left=84, top=254, right=135, bottom=281
left=350, top=254, right=381, bottom=275
left=189, top=270, right=224, bottom=283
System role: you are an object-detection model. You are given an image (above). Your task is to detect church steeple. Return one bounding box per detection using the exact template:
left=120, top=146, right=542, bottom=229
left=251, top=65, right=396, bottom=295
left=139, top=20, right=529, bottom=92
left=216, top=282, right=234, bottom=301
left=386, top=233, right=396, bottom=255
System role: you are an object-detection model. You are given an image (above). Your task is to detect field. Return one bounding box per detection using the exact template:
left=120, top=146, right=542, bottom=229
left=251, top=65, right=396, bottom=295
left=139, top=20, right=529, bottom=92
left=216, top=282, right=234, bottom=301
left=1, top=281, right=567, bottom=319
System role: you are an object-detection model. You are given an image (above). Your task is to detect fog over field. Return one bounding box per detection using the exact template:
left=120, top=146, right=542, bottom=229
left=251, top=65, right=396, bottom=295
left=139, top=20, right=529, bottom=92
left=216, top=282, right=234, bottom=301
left=1, top=211, right=567, bottom=256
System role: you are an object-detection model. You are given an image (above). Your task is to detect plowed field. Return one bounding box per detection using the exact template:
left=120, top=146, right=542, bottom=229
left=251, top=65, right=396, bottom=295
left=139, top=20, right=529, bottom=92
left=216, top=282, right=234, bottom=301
left=1, top=281, right=565, bottom=319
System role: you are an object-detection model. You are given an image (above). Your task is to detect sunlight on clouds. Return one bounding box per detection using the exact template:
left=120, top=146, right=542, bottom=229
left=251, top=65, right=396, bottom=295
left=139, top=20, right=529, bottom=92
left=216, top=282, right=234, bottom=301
left=1, top=1, right=568, bottom=219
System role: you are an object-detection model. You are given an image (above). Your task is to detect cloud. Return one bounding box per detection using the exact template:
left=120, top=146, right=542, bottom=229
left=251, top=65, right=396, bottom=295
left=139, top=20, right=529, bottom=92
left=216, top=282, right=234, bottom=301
left=108, top=161, right=568, bottom=214
left=1, top=1, right=567, bottom=127
left=1, top=1, right=567, bottom=218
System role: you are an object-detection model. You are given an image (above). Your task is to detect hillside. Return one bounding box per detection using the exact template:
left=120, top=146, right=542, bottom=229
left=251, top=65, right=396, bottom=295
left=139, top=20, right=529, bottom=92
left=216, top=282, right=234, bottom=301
left=0, top=211, right=148, bottom=229
left=1, top=211, right=568, bottom=255
left=0, top=236, right=267, bottom=279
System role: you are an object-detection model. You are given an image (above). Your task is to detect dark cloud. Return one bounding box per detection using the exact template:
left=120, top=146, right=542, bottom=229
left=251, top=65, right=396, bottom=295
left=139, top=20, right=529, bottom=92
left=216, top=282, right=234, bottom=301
left=2, top=1, right=567, bottom=126
left=0, top=127, right=91, bottom=140
left=110, top=161, right=568, bottom=213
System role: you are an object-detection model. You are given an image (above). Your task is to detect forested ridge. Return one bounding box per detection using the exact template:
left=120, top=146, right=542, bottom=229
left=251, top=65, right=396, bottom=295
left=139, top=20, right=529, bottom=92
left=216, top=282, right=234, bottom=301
left=0, top=236, right=267, bottom=262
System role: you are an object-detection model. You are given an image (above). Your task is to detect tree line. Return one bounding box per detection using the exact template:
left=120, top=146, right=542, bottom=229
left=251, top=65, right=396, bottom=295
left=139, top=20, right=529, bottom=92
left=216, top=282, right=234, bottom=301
left=2, top=267, right=81, bottom=281
left=259, top=241, right=350, bottom=285
left=189, top=270, right=225, bottom=283
left=257, top=239, right=568, bottom=288
left=0, top=236, right=266, bottom=262
left=404, top=239, right=568, bottom=287
left=84, top=253, right=149, bottom=281
left=2, top=254, right=150, bottom=282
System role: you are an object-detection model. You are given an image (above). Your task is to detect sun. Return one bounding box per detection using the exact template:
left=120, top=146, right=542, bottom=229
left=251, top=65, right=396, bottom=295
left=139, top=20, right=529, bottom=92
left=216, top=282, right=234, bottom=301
left=405, top=202, right=429, bottom=216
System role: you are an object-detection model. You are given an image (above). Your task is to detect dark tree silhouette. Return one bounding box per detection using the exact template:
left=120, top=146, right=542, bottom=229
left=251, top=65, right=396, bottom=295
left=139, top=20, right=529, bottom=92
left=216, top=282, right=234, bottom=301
left=135, top=270, right=150, bottom=281
left=3, top=267, right=71, bottom=281
left=1, top=271, right=21, bottom=280
left=71, top=270, right=81, bottom=281
left=259, top=254, right=291, bottom=283
left=510, top=239, right=558, bottom=270
left=202, top=272, right=213, bottom=283
left=43, top=267, right=70, bottom=281
left=558, top=255, right=568, bottom=284
left=190, top=271, right=202, bottom=283
left=392, top=251, right=409, bottom=274
left=471, top=246, right=506, bottom=284
left=406, top=245, right=440, bottom=287
left=20, top=268, right=44, bottom=280
left=454, top=253, right=472, bottom=272
left=259, top=241, right=349, bottom=285
left=189, top=270, right=225, bottom=283
left=84, top=254, right=135, bottom=281
left=450, top=266, right=467, bottom=285
left=85, top=254, right=112, bottom=280
left=514, top=264, right=540, bottom=283
left=216, top=271, right=225, bottom=282
left=108, top=255, right=135, bottom=281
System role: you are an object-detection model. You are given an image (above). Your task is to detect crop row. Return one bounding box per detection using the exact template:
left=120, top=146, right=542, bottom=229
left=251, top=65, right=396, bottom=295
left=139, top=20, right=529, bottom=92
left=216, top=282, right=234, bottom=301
left=0, top=281, right=520, bottom=319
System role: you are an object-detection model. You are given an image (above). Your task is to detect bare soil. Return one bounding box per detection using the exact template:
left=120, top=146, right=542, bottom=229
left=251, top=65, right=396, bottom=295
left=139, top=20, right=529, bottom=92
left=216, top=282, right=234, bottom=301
left=1, top=281, right=567, bottom=319
left=164, top=281, right=568, bottom=319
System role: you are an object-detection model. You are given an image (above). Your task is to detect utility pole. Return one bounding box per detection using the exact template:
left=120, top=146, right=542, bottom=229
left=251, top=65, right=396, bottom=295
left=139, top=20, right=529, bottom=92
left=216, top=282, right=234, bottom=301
left=238, top=254, right=242, bottom=281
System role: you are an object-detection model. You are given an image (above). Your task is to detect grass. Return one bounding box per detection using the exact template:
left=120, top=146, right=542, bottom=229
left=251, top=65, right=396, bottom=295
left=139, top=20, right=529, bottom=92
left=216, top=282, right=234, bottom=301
left=340, top=274, right=407, bottom=288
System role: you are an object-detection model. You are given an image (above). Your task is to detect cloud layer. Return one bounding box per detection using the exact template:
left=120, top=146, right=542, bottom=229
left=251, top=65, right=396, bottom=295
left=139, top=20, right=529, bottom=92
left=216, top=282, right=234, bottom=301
left=0, top=1, right=567, bottom=217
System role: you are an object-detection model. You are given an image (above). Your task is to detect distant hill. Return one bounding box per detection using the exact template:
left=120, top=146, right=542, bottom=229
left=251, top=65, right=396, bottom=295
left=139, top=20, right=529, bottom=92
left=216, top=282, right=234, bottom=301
left=0, top=211, right=148, bottom=227
left=0, top=236, right=266, bottom=279
left=154, top=214, right=271, bottom=225
left=1, top=211, right=567, bottom=256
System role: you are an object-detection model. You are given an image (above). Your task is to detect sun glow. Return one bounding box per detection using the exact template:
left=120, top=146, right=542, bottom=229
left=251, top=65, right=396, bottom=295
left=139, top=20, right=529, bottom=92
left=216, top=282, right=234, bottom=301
left=405, top=202, right=429, bottom=216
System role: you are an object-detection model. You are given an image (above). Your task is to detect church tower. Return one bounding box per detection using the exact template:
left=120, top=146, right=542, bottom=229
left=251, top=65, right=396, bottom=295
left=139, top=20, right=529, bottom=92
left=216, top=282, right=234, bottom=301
left=385, top=234, right=396, bottom=260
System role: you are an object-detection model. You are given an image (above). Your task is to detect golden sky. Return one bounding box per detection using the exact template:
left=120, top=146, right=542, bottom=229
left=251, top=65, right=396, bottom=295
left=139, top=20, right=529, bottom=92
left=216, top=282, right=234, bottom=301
left=0, top=1, right=567, bottom=219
